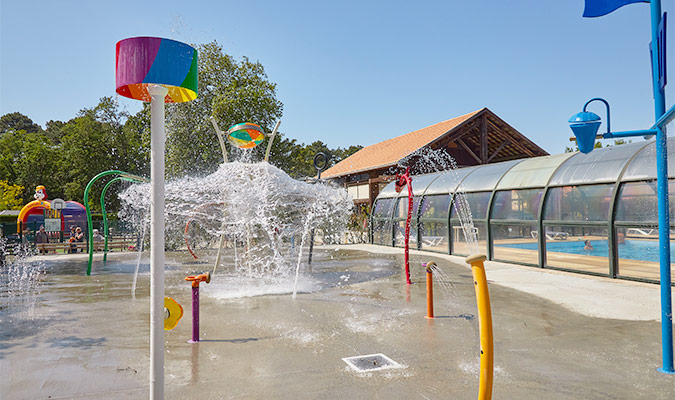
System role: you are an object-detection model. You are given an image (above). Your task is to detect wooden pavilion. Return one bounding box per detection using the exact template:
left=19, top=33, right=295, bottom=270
left=322, top=107, right=549, bottom=207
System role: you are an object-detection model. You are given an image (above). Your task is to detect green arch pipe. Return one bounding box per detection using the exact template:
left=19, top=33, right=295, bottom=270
left=85, top=170, right=148, bottom=275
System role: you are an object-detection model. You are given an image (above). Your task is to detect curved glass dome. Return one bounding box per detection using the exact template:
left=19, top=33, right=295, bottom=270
left=621, top=137, right=675, bottom=181
left=457, top=159, right=520, bottom=192
left=496, top=153, right=574, bottom=190
left=424, top=166, right=478, bottom=195
left=376, top=172, right=441, bottom=198
left=370, top=137, right=675, bottom=284
left=548, top=141, right=650, bottom=186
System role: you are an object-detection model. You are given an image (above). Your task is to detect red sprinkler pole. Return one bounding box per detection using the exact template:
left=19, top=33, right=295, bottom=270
left=395, top=167, right=413, bottom=284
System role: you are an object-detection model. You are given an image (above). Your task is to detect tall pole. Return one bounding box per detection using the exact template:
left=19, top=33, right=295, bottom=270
left=649, top=0, right=674, bottom=374
left=148, top=84, right=168, bottom=398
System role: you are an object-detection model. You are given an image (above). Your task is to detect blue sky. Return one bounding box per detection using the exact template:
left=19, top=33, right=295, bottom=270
left=1, top=0, right=673, bottom=154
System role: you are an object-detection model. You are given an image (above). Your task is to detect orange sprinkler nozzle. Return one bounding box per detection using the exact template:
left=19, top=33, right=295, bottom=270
left=185, top=271, right=211, bottom=287
left=423, top=262, right=436, bottom=319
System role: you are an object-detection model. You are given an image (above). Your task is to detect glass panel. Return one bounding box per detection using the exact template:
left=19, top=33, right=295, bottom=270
left=394, top=196, right=421, bottom=220
left=491, top=189, right=543, bottom=220
left=372, top=218, right=393, bottom=246
left=615, top=227, right=675, bottom=282
left=377, top=180, right=399, bottom=198
left=496, top=153, right=574, bottom=190
left=548, top=141, right=646, bottom=186
left=458, top=160, right=520, bottom=192
left=491, top=223, right=539, bottom=265
left=395, top=220, right=419, bottom=248
left=451, top=221, right=487, bottom=256
left=373, top=198, right=396, bottom=218
left=621, top=138, right=675, bottom=181
left=451, top=192, right=491, bottom=220
left=424, top=167, right=477, bottom=195
left=420, top=222, right=448, bottom=252
left=615, top=180, right=675, bottom=222
left=544, top=225, right=609, bottom=275
left=410, top=173, right=441, bottom=196
left=420, top=194, right=451, bottom=219
left=544, top=185, right=614, bottom=222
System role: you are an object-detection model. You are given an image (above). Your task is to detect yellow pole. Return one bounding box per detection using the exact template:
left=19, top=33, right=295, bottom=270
left=466, top=254, right=493, bottom=400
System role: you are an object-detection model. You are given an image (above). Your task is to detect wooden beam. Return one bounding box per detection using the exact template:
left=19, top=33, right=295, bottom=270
left=480, top=113, right=488, bottom=163
left=487, top=139, right=510, bottom=162
left=457, top=138, right=482, bottom=163
left=509, top=138, right=538, bottom=157
left=486, top=114, right=548, bottom=156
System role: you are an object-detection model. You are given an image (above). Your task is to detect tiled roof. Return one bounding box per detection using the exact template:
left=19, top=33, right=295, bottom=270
left=322, top=109, right=482, bottom=178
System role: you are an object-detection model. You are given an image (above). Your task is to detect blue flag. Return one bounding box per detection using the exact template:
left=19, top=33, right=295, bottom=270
left=583, top=0, right=649, bottom=18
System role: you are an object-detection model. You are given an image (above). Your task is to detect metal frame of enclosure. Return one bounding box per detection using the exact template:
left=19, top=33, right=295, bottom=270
left=371, top=138, right=675, bottom=284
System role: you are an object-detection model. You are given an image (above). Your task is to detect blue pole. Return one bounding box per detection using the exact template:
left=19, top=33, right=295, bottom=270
left=650, top=0, right=674, bottom=374
left=655, top=125, right=674, bottom=374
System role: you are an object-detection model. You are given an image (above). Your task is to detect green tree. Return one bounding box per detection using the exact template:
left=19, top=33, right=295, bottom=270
left=165, top=41, right=283, bottom=177
left=45, top=97, right=152, bottom=212
left=0, top=112, right=41, bottom=134
left=0, top=129, right=59, bottom=203
left=0, top=180, right=24, bottom=210
left=44, top=120, right=66, bottom=145
left=14, top=130, right=60, bottom=202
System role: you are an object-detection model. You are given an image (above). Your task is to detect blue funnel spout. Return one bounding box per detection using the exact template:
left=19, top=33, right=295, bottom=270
left=569, top=111, right=602, bottom=154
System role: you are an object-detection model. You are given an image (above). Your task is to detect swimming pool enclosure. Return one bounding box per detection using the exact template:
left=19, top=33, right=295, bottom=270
left=370, top=138, right=675, bottom=284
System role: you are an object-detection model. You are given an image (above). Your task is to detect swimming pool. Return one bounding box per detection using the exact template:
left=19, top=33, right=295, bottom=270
left=497, top=239, right=674, bottom=263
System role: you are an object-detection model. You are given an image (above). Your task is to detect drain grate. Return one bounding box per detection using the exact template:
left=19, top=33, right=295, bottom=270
left=342, top=353, right=402, bottom=372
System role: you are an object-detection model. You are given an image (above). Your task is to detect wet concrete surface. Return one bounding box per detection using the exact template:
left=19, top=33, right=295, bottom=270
left=1, top=247, right=674, bottom=399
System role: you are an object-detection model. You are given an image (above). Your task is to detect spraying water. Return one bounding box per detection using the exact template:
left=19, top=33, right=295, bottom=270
left=0, top=241, right=45, bottom=318
left=119, top=161, right=353, bottom=296
left=396, top=147, right=480, bottom=254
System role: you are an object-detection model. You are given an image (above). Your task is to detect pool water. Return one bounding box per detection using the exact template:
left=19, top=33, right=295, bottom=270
left=497, top=239, right=675, bottom=263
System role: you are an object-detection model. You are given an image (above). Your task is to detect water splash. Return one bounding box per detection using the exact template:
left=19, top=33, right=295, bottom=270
left=131, top=214, right=148, bottom=299
left=0, top=240, right=45, bottom=317
left=119, top=161, right=353, bottom=294
left=396, top=147, right=480, bottom=255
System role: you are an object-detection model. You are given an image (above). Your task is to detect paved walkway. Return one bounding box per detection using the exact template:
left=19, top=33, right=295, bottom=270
left=1, top=246, right=674, bottom=399
left=343, top=244, right=670, bottom=321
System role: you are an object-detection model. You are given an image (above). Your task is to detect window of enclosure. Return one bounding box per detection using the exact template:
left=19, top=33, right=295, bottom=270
left=544, top=184, right=614, bottom=222
left=614, top=226, right=674, bottom=282
left=544, top=225, right=609, bottom=275
left=490, top=189, right=544, bottom=220
left=420, top=221, right=448, bottom=252
left=451, top=221, right=487, bottom=256
left=394, top=196, right=421, bottom=220
left=395, top=220, right=419, bottom=247
left=451, top=192, right=491, bottom=220
left=372, top=218, right=393, bottom=246
left=615, top=180, right=675, bottom=222
left=373, top=198, right=396, bottom=218
left=419, top=194, right=451, bottom=219
left=491, top=223, right=538, bottom=265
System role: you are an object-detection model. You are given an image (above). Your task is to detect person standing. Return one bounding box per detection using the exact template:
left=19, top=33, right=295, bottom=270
left=35, top=225, right=49, bottom=254
left=74, top=227, right=84, bottom=253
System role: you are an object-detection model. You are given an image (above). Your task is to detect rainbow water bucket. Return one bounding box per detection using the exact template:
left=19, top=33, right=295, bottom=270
left=116, top=37, right=198, bottom=103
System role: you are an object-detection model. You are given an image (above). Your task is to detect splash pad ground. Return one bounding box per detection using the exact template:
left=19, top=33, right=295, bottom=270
left=1, top=245, right=673, bottom=399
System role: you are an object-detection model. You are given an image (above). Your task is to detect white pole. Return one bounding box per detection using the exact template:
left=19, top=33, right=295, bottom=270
left=264, top=120, right=281, bottom=162
left=209, top=116, right=228, bottom=163
left=148, top=84, right=168, bottom=400
left=213, top=233, right=226, bottom=275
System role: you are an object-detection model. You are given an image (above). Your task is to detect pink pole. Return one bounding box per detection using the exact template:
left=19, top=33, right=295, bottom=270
left=404, top=175, right=413, bottom=284
left=395, top=167, right=413, bottom=284
left=189, top=286, right=199, bottom=343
